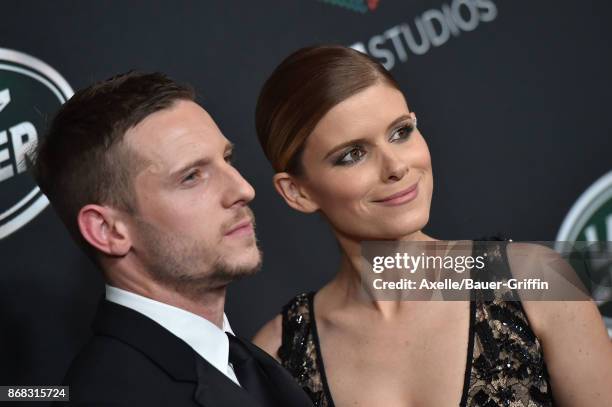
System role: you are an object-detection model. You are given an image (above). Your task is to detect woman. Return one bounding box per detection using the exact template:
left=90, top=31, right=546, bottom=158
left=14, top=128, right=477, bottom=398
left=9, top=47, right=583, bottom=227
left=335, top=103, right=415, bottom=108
left=252, top=45, right=612, bottom=406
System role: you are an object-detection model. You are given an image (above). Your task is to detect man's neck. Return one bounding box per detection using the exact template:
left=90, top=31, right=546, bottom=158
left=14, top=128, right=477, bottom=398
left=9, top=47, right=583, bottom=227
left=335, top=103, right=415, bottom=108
left=106, top=272, right=227, bottom=328
left=144, top=285, right=227, bottom=328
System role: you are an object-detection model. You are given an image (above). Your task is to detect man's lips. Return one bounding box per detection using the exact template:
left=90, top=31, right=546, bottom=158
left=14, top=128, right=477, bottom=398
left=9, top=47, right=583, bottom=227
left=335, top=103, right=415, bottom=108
left=224, top=218, right=254, bottom=236
left=374, top=181, right=419, bottom=205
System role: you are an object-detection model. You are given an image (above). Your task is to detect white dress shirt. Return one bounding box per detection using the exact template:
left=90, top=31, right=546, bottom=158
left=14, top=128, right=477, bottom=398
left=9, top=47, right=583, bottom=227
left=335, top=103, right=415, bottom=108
left=105, top=284, right=240, bottom=385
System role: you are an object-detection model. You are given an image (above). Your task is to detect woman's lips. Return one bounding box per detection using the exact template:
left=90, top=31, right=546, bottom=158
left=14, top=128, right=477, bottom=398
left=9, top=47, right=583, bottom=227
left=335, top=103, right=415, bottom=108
left=374, top=182, right=419, bottom=206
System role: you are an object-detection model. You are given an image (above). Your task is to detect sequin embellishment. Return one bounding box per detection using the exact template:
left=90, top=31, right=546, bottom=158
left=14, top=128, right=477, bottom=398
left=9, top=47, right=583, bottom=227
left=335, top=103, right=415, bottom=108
left=279, top=240, right=554, bottom=407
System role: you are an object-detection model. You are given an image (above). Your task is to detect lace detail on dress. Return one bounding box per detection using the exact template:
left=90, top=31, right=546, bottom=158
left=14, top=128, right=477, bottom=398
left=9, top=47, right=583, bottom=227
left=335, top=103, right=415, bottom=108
left=279, top=292, right=330, bottom=407
left=466, top=299, right=553, bottom=407
left=466, top=240, right=553, bottom=407
left=279, top=240, right=554, bottom=407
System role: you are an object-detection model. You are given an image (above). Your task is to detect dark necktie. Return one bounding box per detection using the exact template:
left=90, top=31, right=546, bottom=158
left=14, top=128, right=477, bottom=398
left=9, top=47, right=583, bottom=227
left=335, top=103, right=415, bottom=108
left=227, top=333, right=278, bottom=407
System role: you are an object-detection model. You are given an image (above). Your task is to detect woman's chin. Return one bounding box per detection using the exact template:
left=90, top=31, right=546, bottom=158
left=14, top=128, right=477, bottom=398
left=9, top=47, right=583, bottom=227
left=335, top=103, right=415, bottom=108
left=384, top=215, right=430, bottom=239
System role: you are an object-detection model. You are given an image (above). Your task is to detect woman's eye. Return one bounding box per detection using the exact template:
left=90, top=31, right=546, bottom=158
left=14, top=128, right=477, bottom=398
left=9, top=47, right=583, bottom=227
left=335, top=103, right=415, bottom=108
left=225, top=153, right=234, bottom=164
left=335, top=147, right=366, bottom=166
left=389, top=125, right=414, bottom=142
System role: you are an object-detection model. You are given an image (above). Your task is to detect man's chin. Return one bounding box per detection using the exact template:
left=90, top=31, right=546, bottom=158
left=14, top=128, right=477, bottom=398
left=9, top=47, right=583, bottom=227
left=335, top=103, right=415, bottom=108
left=201, top=264, right=259, bottom=291
left=161, top=260, right=262, bottom=295
left=214, top=247, right=262, bottom=279
left=224, top=257, right=263, bottom=280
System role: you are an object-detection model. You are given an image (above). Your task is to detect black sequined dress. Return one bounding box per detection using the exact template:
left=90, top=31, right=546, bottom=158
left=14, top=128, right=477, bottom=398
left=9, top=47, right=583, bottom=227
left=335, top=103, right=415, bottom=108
left=278, top=240, right=554, bottom=407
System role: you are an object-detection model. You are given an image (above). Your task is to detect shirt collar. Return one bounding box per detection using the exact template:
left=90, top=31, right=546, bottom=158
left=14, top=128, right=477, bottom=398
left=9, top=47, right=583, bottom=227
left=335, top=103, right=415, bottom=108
left=105, top=284, right=233, bottom=376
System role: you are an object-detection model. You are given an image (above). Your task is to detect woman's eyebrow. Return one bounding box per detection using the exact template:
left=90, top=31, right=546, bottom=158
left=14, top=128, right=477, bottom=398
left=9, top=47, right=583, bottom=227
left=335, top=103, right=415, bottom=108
left=386, top=114, right=413, bottom=132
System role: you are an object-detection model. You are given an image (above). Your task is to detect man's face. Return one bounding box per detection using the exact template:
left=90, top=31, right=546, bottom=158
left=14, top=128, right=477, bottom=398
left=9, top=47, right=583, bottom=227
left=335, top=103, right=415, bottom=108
left=123, top=100, right=261, bottom=292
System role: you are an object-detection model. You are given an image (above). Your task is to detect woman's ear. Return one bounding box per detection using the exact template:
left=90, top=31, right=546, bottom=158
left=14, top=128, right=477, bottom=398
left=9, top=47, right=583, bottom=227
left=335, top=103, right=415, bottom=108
left=273, top=172, right=319, bottom=213
left=77, top=204, right=132, bottom=257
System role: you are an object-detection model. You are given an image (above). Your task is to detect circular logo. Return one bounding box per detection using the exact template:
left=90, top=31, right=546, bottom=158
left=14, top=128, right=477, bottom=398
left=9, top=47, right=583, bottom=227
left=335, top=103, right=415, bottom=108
left=0, top=48, right=73, bottom=239
left=556, top=171, right=612, bottom=336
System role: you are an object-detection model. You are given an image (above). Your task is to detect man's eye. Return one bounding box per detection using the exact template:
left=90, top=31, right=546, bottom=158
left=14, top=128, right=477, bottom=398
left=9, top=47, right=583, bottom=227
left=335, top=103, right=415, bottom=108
left=182, top=171, right=199, bottom=183
left=389, top=125, right=414, bottom=142
left=335, top=147, right=366, bottom=166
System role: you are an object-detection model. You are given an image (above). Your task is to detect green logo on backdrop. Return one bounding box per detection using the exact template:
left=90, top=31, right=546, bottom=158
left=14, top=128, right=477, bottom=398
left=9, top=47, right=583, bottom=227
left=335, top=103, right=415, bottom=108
left=556, top=171, right=612, bottom=336
left=0, top=48, right=73, bottom=239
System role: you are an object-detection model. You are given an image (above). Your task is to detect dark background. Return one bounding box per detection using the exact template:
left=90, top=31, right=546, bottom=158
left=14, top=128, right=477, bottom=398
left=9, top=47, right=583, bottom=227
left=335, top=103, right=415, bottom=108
left=0, top=0, right=610, bottom=389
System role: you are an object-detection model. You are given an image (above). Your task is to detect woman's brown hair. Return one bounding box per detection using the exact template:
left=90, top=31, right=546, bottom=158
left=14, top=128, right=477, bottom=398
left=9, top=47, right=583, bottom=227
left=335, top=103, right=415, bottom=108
left=255, top=45, right=400, bottom=175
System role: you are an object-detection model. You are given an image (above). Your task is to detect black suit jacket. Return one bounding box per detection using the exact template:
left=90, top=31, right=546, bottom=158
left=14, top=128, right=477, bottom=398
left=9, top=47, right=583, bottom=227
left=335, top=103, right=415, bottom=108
left=60, top=299, right=313, bottom=407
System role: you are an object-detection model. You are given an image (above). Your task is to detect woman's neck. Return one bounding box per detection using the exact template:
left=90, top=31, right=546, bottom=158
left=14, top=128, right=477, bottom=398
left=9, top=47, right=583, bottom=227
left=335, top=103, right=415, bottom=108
left=320, top=230, right=438, bottom=317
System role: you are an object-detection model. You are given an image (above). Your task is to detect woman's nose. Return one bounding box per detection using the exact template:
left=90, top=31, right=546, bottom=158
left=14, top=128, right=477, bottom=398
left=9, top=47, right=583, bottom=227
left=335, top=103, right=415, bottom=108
left=380, top=146, right=408, bottom=183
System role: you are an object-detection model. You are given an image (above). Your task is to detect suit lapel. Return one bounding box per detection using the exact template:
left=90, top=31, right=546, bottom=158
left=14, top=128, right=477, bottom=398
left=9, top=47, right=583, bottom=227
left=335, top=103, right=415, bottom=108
left=92, top=299, right=272, bottom=407
left=93, top=299, right=198, bottom=381
left=237, top=336, right=314, bottom=407
left=194, top=355, right=265, bottom=407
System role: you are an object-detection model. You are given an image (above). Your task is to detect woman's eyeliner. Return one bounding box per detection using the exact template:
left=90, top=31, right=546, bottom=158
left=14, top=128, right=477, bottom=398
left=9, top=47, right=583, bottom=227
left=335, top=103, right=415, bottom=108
left=390, top=123, right=414, bottom=142
left=333, top=123, right=415, bottom=166
left=335, top=146, right=367, bottom=166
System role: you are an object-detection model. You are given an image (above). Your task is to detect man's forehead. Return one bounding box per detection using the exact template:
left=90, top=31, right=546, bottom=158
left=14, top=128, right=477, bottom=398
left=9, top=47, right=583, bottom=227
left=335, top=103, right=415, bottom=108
left=124, top=100, right=228, bottom=165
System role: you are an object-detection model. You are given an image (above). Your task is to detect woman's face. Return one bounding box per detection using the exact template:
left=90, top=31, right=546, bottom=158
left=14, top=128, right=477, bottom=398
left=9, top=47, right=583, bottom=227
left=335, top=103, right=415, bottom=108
left=293, top=82, right=433, bottom=241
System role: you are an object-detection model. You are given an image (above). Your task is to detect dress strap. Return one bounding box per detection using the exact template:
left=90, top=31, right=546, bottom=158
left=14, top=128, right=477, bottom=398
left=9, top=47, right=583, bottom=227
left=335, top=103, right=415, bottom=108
left=279, top=292, right=331, bottom=406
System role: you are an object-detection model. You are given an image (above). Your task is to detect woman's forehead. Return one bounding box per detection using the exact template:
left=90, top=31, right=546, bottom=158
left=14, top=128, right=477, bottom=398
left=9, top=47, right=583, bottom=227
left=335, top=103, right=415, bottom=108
left=308, top=84, right=409, bottom=149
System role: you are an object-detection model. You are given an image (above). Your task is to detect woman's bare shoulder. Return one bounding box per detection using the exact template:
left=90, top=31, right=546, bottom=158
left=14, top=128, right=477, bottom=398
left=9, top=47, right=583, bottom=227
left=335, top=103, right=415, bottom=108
left=505, top=241, right=612, bottom=405
left=252, top=314, right=283, bottom=362
left=504, top=241, right=593, bottom=332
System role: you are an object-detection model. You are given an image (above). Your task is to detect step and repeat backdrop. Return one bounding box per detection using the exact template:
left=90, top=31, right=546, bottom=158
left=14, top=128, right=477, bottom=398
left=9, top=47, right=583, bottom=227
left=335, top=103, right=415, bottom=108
left=1, top=0, right=611, bottom=387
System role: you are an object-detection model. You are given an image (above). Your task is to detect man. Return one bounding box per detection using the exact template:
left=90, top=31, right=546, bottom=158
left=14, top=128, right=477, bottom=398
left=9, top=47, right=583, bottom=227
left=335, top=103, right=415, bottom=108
left=34, top=72, right=312, bottom=406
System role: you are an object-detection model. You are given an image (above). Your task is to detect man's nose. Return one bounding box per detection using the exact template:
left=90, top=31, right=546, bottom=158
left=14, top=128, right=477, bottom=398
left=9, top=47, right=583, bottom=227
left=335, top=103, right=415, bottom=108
left=222, top=164, right=256, bottom=208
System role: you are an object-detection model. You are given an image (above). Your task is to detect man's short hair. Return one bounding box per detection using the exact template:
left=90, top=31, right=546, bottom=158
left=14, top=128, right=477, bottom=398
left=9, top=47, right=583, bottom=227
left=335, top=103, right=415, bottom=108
left=33, top=71, right=195, bottom=259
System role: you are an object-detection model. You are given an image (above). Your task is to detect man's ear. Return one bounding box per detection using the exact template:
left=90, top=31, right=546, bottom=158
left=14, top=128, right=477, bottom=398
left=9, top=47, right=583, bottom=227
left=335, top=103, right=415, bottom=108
left=273, top=172, right=319, bottom=214
left=77, top=204, right=132, bottom=256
